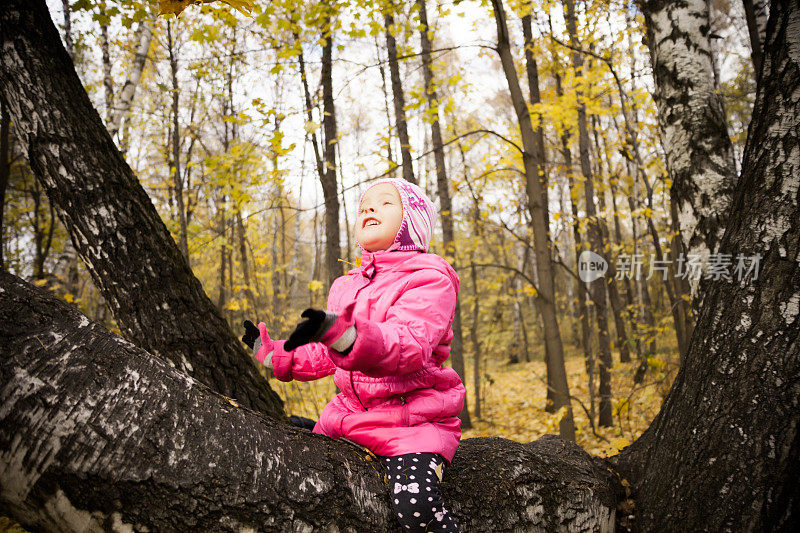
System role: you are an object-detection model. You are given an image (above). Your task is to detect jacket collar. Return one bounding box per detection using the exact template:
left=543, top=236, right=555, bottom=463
left=351, top=250, right=423, bottom=279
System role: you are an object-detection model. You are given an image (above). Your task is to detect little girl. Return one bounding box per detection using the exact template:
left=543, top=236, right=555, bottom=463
left=242, top=178, right=463, bottom=531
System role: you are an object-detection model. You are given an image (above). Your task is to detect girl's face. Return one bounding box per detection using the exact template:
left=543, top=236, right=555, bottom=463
left=355, top=182, right=403, bottom=252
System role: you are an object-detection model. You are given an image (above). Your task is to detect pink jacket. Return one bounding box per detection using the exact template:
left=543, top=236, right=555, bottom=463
left=269, top=249, right=465, bottom=462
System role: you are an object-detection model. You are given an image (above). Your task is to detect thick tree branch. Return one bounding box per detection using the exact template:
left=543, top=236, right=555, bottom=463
left=0, top=0, right=285, bottom=417
left=0, top=272, right=619, bottom=531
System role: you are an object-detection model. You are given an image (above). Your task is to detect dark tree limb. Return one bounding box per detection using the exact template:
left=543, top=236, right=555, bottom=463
left=0, top=0, right=284, bottom=418
left=0, top=271, right=619, bottom=532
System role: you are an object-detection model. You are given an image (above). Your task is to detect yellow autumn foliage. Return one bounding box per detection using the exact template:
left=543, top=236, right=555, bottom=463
left=158, top=0, right=256, bottom=16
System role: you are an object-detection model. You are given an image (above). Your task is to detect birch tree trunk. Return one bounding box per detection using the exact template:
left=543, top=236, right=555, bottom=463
left=491, top=0, right=575, bottom=440
left=639, top=0, right=738, bottom=311
left=107, top=11, right=155, bottom=139
left=99, top=3, right=113, bottom=123
left=0, top=0, right=285, bottom=418
left=618, top=3, right=800, bottom=528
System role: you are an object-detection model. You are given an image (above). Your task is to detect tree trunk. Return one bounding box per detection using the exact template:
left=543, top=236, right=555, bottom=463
left=61, top=0, right=73, bottom=59
left=522, top=11, right=558, bottom=407
left=0, top=100, right=9, bottom=270
left=374, top=35, right=395, bottom=175
left=167, top=20, right=189, bottom=263
left=491, top=0, right=575, bottom=440
left=564, top=0, right=613, bottom=428
left=417, top=0, right=471, bottom=429
left=295, top=32, right=326, bottom=184
left=384, top=12, right=416, bottom=185
left=99, top=3, right=113, bottom=123
left=320, top=13, right=342, bottom=291
left=521, top=11, right=548, bottom=230
left=609, top=175, right=641, bottom=360
left=235, top=211, right=256, bottom=313
left=591, top=115, right=631, bottom=364
left=0, top=270, right=618, bottom=532
left=618, top=3, right=800, bottom=528
left=107, top=11, right=154, bottom=139
left=640, top=0, right=738, bottom=312
left=742, top=0, right=769, bottom=77
left=621, top=12, right=692, bottom=361
left=217, top=192, right=228, bottom=312
left=626, top=192, right=656, bottom=384
left=548, top=13, right=592, bottom=415
left=0, top=0, right=285, bottom=418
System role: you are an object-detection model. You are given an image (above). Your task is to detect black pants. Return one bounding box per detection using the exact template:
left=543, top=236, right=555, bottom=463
left=378, top=452, right=460, bottom=532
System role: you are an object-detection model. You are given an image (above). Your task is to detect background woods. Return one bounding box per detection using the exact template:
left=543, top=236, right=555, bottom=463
left=2, top=0, right=797, bottom=531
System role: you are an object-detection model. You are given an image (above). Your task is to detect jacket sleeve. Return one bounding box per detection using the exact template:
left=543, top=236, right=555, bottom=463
left=270, top=275, right=346, bottom=382
left=328, top=269, right=457, bottom=377
left=270, top=340, right=336, bottom=382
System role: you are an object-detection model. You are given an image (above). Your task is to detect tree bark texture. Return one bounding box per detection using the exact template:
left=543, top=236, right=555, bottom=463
left=618, top=2, right=800, bottom=528
left=0, top=271, right=619, bottom=532
left=491, top=0, right=575, bottom=440
left=0, top=0, right=285, bottom=418
left=384, top=12, right=416, bottom=185
left=320, top=15, right=343, bottom=291
left=640, top=0, right=738, bottom=308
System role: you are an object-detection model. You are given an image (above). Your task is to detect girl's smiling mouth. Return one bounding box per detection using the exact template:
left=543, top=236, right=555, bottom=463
left=363, top=217, right=380, bottom=227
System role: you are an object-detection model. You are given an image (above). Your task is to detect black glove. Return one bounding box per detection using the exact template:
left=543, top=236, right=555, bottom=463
left=241, top=320, right=259, bottom=349
left=285, top=309, right=328, bottom=351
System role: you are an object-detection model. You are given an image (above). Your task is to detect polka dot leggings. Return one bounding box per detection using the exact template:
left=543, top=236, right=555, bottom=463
left=378, top=452, right=460, bottom=532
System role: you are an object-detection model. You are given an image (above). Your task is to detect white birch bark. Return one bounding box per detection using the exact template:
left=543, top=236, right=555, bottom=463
left=641, top=0, right=738, bottom=303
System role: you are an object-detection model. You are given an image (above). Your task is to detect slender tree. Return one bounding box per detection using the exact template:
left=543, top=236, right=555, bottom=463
left=491, top=0, right=575, bottom=440
left=0, top=100, right=9, bottom=270
left=107, top=11, right=155, bottom=139
left=383, top=8, right=416, bottom=184
left=166, top=20, right=189, bottom=262
left=564, top=0, right=613, bottom=427
left=320, top=8, right=343, bottom=290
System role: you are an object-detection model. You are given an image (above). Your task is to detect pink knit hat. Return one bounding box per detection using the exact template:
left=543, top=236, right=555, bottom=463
left=356, top=178, right=438, bottom=253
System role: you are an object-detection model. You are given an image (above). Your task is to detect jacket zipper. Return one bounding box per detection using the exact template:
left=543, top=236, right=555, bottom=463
left=350, top=371, right=367, bottom=411
left=348, top=258, right=378, bottom=413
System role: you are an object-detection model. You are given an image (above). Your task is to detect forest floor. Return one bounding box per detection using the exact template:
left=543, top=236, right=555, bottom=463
left=273, top=331, right=680, bottom=459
